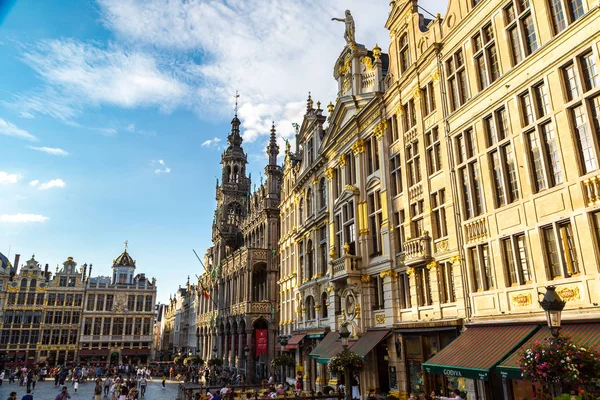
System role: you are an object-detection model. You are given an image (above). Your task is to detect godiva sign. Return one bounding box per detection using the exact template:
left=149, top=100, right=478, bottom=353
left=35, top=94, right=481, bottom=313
left=423, top=364, right=489, bottom=381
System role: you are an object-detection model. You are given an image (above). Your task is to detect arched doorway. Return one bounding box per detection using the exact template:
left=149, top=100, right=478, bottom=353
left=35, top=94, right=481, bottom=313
left=253, top=318, right=270, bottom=383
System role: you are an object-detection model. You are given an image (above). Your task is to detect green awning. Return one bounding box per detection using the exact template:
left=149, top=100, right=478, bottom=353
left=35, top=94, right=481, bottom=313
left=351, top=330, right=390, bottom=358
left=309, top=331, right=357, bottom=364
left=423, top=324, right=537, bottom=381
left=309, top=332, right=338, bottom=362
left=497, top=323, right=600, bottom=380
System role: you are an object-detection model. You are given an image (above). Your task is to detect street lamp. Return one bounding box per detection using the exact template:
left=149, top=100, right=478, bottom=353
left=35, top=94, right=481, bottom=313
left=212, top=345, right=218, bottom=359
left=539, top=285, right=566, bottom=338
left=279, top=335, right=290, bottom=384
left=338, top=323, right=351, bottom=400
left=243, top=345, right=250, bottom=382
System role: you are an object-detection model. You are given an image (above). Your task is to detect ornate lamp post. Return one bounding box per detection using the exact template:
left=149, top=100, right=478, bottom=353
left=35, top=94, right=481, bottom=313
left=539, top=286, right=566, bottom=338
left=243, top=344, right=250, bottom=382
left=338, top=323, right=351, bottom=400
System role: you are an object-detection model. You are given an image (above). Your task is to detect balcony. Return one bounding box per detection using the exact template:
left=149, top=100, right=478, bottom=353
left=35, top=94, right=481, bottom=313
left=331, top=255, right=362, bottom=282
left=402, top=233, right=432, bottom=266
left=583, top=175, right=600, bottom=206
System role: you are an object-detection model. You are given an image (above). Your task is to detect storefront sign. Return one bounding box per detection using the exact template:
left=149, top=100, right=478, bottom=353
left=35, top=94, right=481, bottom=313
left=307, top=334, right=324, bottom=339
left=255, top=329, right=268, bottom=357
left=423, top=364, right=489, bottom=381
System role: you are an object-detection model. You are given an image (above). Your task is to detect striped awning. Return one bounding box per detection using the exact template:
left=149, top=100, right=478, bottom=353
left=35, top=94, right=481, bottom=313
left=285, top=333, right=307, bottom=350
left=423, top=324, right=537, bottom=381
left=497, top=323, right=600, bottom=380
left=351, top=330, right=390, bottom=358
left=309, top=331, right=356, bottom=364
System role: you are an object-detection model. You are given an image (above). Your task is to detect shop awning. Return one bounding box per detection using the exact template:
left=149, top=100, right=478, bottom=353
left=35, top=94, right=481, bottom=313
left=497, top=323, right=600, bottom=380
left=351, top=330, right=390, bottom=358
left=286, top=333, right=307, bottom=350
left=309, top=331, right=356, bottom=364
left=423, top=324, right=537, bottom=381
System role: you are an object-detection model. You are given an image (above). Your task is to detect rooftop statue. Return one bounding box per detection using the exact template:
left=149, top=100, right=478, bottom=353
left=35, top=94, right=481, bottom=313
left=332, top=10, right=355, bottom=46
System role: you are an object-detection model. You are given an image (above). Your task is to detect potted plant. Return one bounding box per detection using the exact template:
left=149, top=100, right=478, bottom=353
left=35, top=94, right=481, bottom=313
left=327, top=349, right=365, bottom=374
left=271, top=354, right=295, bottom=368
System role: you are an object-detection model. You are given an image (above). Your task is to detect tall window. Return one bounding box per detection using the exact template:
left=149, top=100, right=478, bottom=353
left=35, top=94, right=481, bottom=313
left=399, top=34, right=411, bottom=73
left=306, top=136, right=314, bottom=165
left=390, top=154, right=403, bottom=197
left=319, top=178, right=327, bottom=210
left=305, top=296, right=316, bottom=320
left=319, top=225, right=327, bottom=276
left=402, top=100, right=417, bottom=133
left=455, top=129, right=483, bottom=219
left=366, top=136, right=380, bottom=175
left=505, top=0, right=538, bottom=66
left=549, top=0, right=585, bottom=35
left=425, top=127, right=442, bottom=175
left=368, top=191, right=383, bottom=256
left=406, top=141, right=421, bottom=187
left=416, top=268, right=433, bottom=306
left=473, top=23, right=500, bottom=91
left=343, top=201, right=356, bottom=255
left=306, top=189, right=313, bottom=217
left=387, top=115, right=399, bottom=143
left=563, top=53, right=600, bottom=175
left=86, top=295, right=95, bottom=311
left=333, top=168, right=342, bottom=200
left=345, top=152, right=356, bottom=185
left=542, top=220, right=580, bottom=278
left=439, top=262, right=456, bottom=303
left=373, top=275, right=385, bottom=310
left=446, top=49, right=468, bottom=111
left=422, top=82, right=436, bottom=116
left=521, top=82, right=563, bottom=192
left=485, top=107, right=519, bottom=207
left=393, top=210, right=406, bottom=256
left=410, top=200, right=424, bottom=238
left=431, top=189, right=447, bottom=239
left=321, top=293, right=328, bottom=318
left=468, top=244, right=494, bottom=291
left=334, top=214, right=343, bottom=258
left=502, top=234, right=532, bottom=286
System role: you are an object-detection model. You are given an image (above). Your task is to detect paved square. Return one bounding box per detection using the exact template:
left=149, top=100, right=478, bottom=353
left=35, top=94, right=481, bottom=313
left=0, top=379, right=180, bottom=400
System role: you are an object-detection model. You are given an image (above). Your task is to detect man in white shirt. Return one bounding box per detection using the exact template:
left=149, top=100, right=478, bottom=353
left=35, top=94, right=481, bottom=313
left=437, top=389, right=464, bottom=400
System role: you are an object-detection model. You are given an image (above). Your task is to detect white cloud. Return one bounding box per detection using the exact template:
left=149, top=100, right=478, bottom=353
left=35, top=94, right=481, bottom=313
left=28, top=146, right=69, bottom=156
left=0, top=213, right=49, bottom=223
left=152, top=159, right=171, bottom=174
left=29, top=180, right=39, bottom=186
left=0, top=171, right=21, bottom=185
left=18, top=39, right=188, bottom=118
left=201, top=137, right=221, bottom=147
left=0, top=118, right=37, bottom=141
left=38, top=179, right=66, bottom=190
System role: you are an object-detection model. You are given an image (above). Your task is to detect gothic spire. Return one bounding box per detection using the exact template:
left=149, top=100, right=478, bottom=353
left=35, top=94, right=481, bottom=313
left=267, top=121, right=279, bottom=165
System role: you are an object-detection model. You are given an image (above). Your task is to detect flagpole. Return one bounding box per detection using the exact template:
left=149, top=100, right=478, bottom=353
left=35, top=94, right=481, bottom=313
left=193, top=249, right=219, bottom=310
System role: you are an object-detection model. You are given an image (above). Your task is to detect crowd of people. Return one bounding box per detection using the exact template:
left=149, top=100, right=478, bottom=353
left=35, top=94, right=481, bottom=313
left=1, top=363, right=160, bottom=400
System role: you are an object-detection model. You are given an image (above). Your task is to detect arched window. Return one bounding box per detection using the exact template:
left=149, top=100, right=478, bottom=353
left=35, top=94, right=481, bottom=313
left=306, top=189, right=313, bottom=217
left=305, top=296, right=315, bottom=320
left=319, top=178, right=327, bottom=209
left=306, top=240, right=314, bottom=279
left=30, top=279, right=37, bottom=289
left=224, top=166, right=231, bottom=183
left=233, top=166, right=239, bottom=183
left=321, top=293, right=328, bottom=318
left=298, top=199, right=304, bottom=223
left=20, top=279, right=27, bottom=290
left=227, top=202, right=243, bottom=225
left=399, top=34, right=411, bottom=73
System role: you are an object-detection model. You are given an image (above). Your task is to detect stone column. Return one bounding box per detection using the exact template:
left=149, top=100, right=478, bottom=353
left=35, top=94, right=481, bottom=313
left=237, top=332, right=244, bottom=370
left=224, top=330, right=230, bottom=367
left=246, top=329, right=254, bottom=383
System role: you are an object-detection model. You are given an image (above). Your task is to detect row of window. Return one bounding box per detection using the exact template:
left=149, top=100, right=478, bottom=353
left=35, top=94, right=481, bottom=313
left=3, top=311, right=44, bottom=325
left=6, top=292, right=45, bottom=306
left=44, top=310, right=81, bottom=325
left=0, top=329, right=41, bottom=345
left=82, top=317, right=153, bottom=336
left=85, top=294, right=153, bottom=312
left=47, top=293, right=84, bottom=307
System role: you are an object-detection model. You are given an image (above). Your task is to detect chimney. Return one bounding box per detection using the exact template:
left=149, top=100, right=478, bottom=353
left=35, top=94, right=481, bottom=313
left=44, top=264, right=49, bottom=282
left=82, top=263, right=88, bottom=281
left=13, top=254, right=20, bottom=274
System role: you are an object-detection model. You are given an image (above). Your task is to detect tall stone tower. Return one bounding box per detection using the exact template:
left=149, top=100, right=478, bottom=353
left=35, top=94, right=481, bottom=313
left=213, top=112, right=251, bottom=263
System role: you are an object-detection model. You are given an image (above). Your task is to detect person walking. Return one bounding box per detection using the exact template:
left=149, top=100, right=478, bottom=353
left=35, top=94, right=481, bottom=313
left=55, top=386, right=72, bottom=400
left=103, top=376, right=112, bottom=397
left=73, top=379, right=79, bottom=393
left=7, top=392, right=17, bottom=400
left=138, top=376, right=147, bottom=398
left=0, top=370, right=4, bottom=386
left=94, top=381, right=103, bottom=400
left=161, top=375, right=166, bottom=389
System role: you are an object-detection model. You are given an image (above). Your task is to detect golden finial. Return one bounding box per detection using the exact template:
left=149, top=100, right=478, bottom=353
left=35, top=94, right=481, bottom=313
left=373, top=44, right=382, bottom=60
left=124, top=240, right=128, bottom=250
left=327, top=102, right=334, bottom=114
left=317, top=101, right=321, bottom=110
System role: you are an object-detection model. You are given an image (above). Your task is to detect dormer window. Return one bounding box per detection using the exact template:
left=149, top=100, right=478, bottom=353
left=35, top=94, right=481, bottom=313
left=307, top=136, right=314, bottom=164
left=399, top=34, right=411, bottom=73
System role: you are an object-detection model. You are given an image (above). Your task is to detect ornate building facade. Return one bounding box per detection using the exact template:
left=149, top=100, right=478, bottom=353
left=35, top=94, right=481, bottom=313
left=279, top=0, right=600, bottom=399
left=196, top=112, right=282, bottom=383
left=79, top=246, right=157, bottom=365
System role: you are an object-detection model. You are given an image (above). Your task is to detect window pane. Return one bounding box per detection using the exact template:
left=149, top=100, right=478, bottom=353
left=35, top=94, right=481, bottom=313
left=470, top=247, right=482, bottom=291
left=535, top=83, right=551, bottom=117
left=521, top=92, right=534, bottom=126
left=509, top=27, right=523, bottom=65
left=482, top=244, right=494, bottom=289
left=572, top=105, right=597, bottom=173
left=516, top=235, right=531, bottom=283
left=542, top=123, right=563, bottom=185
left=502, top=238, right=517, bottom=286
left=550, top=0, right=567, bottom=33
left=523, top=15, right=538, bottom=54
left=559, top=222, right=580, bottom=276
left=529, top=130, right=547, bottom=192
left=568, top=0, right=585, bottom=21
left=581, top=53, right=599, bottom=91
left=564, top=64, right=581, bottom=100
left=543, top=227, right=562, bottom=278
left=504, top=144, right=520, bottom=201
left=491, top=151, right=506, bottom=206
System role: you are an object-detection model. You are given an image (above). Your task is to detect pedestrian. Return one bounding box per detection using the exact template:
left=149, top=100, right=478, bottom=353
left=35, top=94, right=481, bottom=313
left=162, top=375, right=166, bottom=388
left=103, top=376, right=112, bottom=397
left=32, top=374, right=38, bottom=390
left=138, top=376, right=147, bottom=398
left=351, top=372, right=360, bottom=400
left=436, top=389, right=464, bottom=400
left=95, top=381, right=103, bottom=400
left=55, top=386, right=72, bottom=400
left=20, top=389, right=33, bottom=400
left=73, top=378, right=79, bottom=392
left=7, top=391, right=17, bottom=400
left=0, top=370, right=4, bottom=386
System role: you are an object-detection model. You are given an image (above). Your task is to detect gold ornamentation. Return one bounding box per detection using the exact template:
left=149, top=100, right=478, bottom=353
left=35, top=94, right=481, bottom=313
left=426, top=261, right=438, bottom=270
left=557, top=286, right=581, bottom=301
left=345, top=184, right=358, bottom=192
left=373, top=120, right=388, bottom=139
left=339, top=154, right=347, bottom=167
left=344, top=242, right=351, bottom=254
left=435, top=239, right=449, bottom=253
left=375, top=314, right=386, bottom=324
left=389, top=30, right=396, bottom=40
left=412, top=87, right=422, bottom=100
left=325, top=168, right=334, bottom=180
left=379, top=270, right=394, bottom=279
left=405, top=10, right=413, bottom=23
left=361, top=275, right=371, bottom=283
left=396, top=103, right=404, bottom=116
left=362, top=56, right=373, bottom=72
left=372, top=44, right=382, bottom=60
left=511, top=293, right=532, bottom=307
left=351, top=139, right=365, bottom=155
left=329, top=246, right=335, bottom=258
left=430, top=68, right=440, bottom=82
left=327, top=102, right=334, bottom=114
left=355, top=302, right=361, bottom=318
left=313, top=305, right=321, bottom=311
left=312, top=176, right=319, bottom=185
left=406, top=267, right=415, bottom=276
left=342, top=76, right=352, bottom=93
left=326, top=285, right=334, bottom=293
left=7, top=284, right=19, bottom=292
left=449, top=255, right=461, bottom=264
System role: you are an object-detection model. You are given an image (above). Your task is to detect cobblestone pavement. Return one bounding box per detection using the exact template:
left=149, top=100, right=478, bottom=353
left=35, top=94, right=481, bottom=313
left=0, top=379, right=180, bottom=400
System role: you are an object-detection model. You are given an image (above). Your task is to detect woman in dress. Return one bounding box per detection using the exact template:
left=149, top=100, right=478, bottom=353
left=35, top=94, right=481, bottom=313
left=351, top=372, right=360, bottom=400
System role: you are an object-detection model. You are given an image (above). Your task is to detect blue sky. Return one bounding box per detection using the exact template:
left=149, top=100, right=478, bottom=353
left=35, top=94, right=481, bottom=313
left=0, top=0, right=446, bottom=303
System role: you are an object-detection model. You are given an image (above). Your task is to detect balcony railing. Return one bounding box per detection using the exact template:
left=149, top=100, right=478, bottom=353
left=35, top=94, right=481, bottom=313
left=583, top=175, right=600, bottom=206
left=331, top=255, right=362, bottom=282
left=402, top=233, right=432, bottom=266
